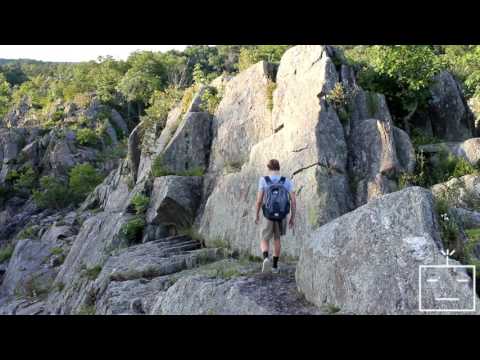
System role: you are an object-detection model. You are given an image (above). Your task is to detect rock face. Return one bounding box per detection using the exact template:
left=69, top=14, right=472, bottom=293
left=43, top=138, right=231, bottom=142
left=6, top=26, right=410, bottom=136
left=209, top=61, right=276, bottom=174
left=146, top=176, right=202, bottom=229
left=420, top=138, right=480, bottom=166
left=412, top=71, right=474, bottom=141
left=152, top=263, right=322, bottom=315
left=348, top=118, right=415, bottom=206
left=160, top=112, right=212, bottom=175
left=296, top=187, right=479, bottom=314
left=431, top=174, right=480, bottom=210
left=199, top=45, right=352, bottom=258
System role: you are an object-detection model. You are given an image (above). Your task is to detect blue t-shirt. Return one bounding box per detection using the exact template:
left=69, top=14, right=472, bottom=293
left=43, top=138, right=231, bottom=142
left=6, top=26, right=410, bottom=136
left=258, top=175, right=294, bottom=193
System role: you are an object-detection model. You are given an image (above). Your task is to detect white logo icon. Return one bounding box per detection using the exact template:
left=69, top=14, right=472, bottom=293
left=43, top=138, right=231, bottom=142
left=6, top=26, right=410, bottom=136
left=419, top=249, right=476, bottom=312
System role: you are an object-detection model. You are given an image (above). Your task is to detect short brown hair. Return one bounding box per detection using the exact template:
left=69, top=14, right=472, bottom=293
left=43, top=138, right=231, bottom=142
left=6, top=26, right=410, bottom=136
left=267, top=159, right=280, bottom=171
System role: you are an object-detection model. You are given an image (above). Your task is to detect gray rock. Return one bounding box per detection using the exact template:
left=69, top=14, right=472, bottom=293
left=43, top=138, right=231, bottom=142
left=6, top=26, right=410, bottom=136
left=394, top=127, right=416, bottom=173
left=419, top=138, right=480, bottom=166
left=110, top=109, right=128, bottom=136
left=127, top=122, right=142, bottom=182
left=152, top=263, right=322, bottom=315
left=160, top=112, right=212, bottom=175
left=199, top=45, right=352, bottom=258
left=3, top=97, right=31, bottom=128
left=412, top=71, right=474, bottom=141
left=209, top=61, right=276, bottom=174
left=0, top=237, right=58, bottom=299
left=146, top=176, right=202, bottom=229
left=348, top=118, right=400, bottom=206
left=450, top=207, right=480, bottom=229
left=296, top=187, right=479, bottom=314
left=431, top=174, right=480, bottom=210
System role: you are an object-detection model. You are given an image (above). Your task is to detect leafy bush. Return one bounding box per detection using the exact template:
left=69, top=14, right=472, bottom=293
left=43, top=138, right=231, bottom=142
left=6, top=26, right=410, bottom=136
left=69, top=163, right=104, bottom=203
left=344, top=45, right=443, bottom=122
left=0, top=244, right=14, bottom=263
left=33, top=176, right=71, bottom=210
left=181, top=85, right=198, bottom=114
left=266, top=79, right=276, bottom=112
left=84, top=265, right=102, bottom=281
left=13, top=166, right=38, bottom=196
left=120, top=216, right=146, bottom=244
left=151, top=155, right=174, bottom=177
left=17, top=226, right=38, bottom=240
left=178, top=167, right=205, bottom=177
left=399, top=149, right=479, bottom=189
left=131, top=194, right=150, bottom=215
left=76, top=128, right=100, bottom=147
left=200, top=87, right=222, bottom=114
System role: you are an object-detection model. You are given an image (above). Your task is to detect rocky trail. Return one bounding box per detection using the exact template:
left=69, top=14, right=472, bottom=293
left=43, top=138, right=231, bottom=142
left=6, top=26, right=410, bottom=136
left=1, top=45, right=480, bottom=315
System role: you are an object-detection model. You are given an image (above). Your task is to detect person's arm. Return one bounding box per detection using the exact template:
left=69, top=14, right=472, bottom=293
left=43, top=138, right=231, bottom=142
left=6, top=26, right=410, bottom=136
left=289, top=191, right=297, bottom=228
left=255, top=190, right=264, bottom=225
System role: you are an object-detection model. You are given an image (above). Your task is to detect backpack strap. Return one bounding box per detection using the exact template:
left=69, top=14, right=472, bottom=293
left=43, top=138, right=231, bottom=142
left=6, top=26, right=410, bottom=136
left=264, top=176, right=272, bottom=185
left=279, top=176, right=286, bottom=185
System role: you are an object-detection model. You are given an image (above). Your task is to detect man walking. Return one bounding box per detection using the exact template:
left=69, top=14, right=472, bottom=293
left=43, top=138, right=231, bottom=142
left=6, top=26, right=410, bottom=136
left=255, top=159, right=296, bottom=273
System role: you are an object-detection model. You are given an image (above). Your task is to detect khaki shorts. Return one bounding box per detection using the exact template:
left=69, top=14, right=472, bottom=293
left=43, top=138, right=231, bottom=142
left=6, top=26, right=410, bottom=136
left=261, top=218, right=287, bottom=241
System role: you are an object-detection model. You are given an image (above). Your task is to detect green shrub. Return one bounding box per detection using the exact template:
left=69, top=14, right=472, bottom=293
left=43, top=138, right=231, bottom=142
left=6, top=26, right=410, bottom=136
left=181, top=85, right=198, bottom=114
left=17, top=226, right=38, bottom=240
left=131, top=194, right=150, bottom=215
left=84, top=265, right=102, bottom=281
left=69, top=163, right=104, bottom=203
left=411, top=128, right=442, bottom=147
left=0, top=244, right=14, bottom=263
left=76, top=305, right=96, bottom=315
left=13, top=166, right=38, bottom=196
left=120, top=216, right=146, bottom=244
left=266, top=79, right=276, bottom=112
left=201, top=87, right=222, bottom=114
left=21, top=277, right=50, bottom=299
left=33, top=176, right=71, bottom=210
left=151, top=155, right=174, bottom=177
left=50, top=247, right=64, bottom=256
left=76, top=128, right=100, bottom=147
left=178, top=167, right=205, bottom=177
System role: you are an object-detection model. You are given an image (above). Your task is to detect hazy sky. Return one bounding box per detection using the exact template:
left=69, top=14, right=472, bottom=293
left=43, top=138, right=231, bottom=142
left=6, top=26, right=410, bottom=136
left=0, top=45, right=188, bottom=62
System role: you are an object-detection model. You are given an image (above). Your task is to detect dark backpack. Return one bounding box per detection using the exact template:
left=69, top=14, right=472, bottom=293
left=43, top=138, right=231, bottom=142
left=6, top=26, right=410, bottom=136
left=262, top=176, right=290, bottom=221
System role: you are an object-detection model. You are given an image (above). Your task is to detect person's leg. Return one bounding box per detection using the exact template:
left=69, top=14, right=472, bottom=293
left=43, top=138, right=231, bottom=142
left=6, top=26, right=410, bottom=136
left=261, top=220, right=273, bottom=272
left=272, top=219, right=286, bottom=271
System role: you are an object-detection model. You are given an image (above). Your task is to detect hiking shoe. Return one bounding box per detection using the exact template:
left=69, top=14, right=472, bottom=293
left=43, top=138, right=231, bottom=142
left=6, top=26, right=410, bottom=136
left=272, top=266, right=279, bottom=274
left=262, top=258, right=271, bottom=273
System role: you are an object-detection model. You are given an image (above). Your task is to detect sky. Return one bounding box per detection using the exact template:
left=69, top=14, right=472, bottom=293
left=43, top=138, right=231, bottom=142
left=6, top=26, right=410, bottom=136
left=0, top=45, right=188, bottom=62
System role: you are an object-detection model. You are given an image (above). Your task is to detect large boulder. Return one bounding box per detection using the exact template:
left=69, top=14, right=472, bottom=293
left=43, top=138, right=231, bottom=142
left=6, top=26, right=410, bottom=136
left=136, top=84, right=212, bottom=184
left=199, top=45, right=352, bottom=258
left=151, top=263, right=322, bottom=315
left=160, top=112, right=212, bottom=175
left=110, top=109, right=128, bottom=136
left=412, top=71, right=474, bottom=141
left=127, top=122, right=142, bottom=182
left=296, top=187, right=479, bottom=314
left=0, top=128, right=27, bottom=183
left=348, top=118, right=413, bottom=206
left=3, top=97, right=31, bottom=128
left=420, top=138, right=480, bottom=166
left=0, top=224, right=73, bottom=300
left=431, top=174, right=480, bottom=210
left=209, top=61, right=276, bottom=174
left=146, top=176, right=202, bottom=229
left=339, top=64, right=392, bottom=133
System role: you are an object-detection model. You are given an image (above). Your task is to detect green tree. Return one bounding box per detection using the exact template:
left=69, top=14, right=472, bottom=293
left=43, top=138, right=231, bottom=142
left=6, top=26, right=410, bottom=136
left=117, top=51, right=166, bottom=117
left=68, top=163, right=104, bottom=203
left=0, top=73, right=11, bottom=118
left=33, top=176, right=71, bottom=210
left=94, top=56, right=129, bottom=104
left=348, top=45, right=443, bottom=132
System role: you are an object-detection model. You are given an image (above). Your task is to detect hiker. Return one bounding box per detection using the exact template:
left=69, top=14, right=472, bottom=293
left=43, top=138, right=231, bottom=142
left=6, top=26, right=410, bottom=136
left=255, top=159, right=296, bottom=273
